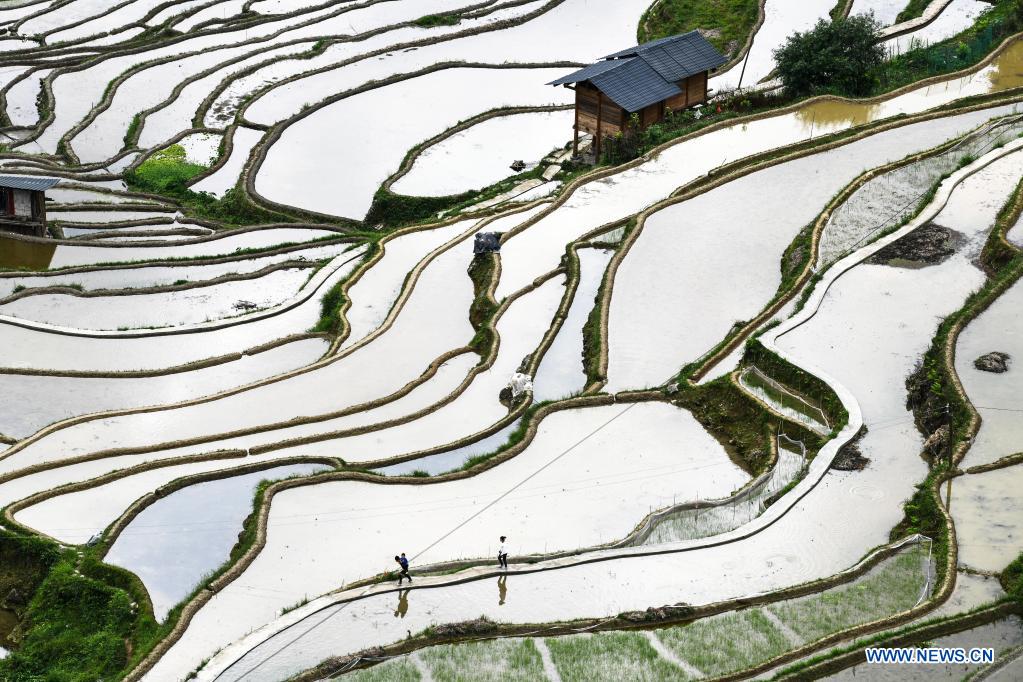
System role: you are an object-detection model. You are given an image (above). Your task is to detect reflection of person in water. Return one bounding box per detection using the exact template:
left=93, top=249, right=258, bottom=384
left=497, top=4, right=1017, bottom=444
left=497, top=575, right=507, bottom=606
left=394, top=589, right=409, bottom=618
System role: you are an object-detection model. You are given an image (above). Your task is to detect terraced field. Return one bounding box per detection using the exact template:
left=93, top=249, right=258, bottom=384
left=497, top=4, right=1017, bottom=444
left=0, top=0, right=1021, bottom=680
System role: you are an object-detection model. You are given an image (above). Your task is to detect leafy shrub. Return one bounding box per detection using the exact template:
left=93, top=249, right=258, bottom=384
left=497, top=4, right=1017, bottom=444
left=774, top=15, right=885, bottom=97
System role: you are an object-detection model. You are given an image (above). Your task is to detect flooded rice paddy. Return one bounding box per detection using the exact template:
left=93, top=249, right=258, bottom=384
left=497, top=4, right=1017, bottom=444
left=0, top=1, right=1021, bottom=678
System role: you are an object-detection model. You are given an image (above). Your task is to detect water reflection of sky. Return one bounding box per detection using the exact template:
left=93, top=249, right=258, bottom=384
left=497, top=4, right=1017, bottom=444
left=105, top=463, right=329, bottom=621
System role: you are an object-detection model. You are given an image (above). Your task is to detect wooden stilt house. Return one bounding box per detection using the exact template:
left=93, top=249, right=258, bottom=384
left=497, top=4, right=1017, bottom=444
left=0, top=175, right=59, bottom=238
left=550, top=32, right=726, bottom=158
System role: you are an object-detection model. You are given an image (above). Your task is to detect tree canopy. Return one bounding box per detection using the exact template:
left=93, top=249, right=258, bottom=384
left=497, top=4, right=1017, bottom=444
left=773, top=15, right=885, bottom=97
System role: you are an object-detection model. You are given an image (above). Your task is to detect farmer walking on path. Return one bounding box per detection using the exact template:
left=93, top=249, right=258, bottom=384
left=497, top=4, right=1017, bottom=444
left=498, top=536, right=508, bottom=570
left=395, top=553, right=412, bottom=584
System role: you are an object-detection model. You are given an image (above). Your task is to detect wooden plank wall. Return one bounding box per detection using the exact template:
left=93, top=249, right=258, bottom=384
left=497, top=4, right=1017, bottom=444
left=576, top=83, right=624, bottom=137
left=572, top=69, right=710, bottom=152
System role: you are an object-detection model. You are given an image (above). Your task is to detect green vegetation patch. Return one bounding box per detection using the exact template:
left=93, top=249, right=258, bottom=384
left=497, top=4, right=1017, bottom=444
left=545, top=631, right=687, bottom=681
left=347, top=656, right=422, bottom=680
left=125, top=145, right=295, bottom=226
left=414, top=14, right=461, bottom=28
left=364, top=188, right=476, bottom=229
left=639, top=0, right=760, bottom=58
left=311, top=280, right=346, bottom=334
left=129, top=144, right=207, bottom=193
left=0, top=534, right=61, bottom=649
left=0, top=560, right=141, bottom=680
left=309, top=244, right=374, bottom=334
left=467, top=252, right=498, bottom=331
left=0, top=533, right=161, bottom=682
left=767, top=544, right=929, bottom=643
left=657, top=609, right=791, bottom=676
left=420, top=637, right=545, bottom=681
left=1001, top=552, right=1023, bottom=607
left=467, top=251, right=499, bottom=354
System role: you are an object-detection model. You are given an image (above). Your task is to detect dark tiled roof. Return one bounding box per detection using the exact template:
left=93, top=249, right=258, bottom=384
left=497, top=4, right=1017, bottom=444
left=589, top=59, right=681, bottom=113
left=548, top=58, right=622, bottom=86
left=0, top=175, right=60, bottom=191
left=548, top=31, right=726, bottom=112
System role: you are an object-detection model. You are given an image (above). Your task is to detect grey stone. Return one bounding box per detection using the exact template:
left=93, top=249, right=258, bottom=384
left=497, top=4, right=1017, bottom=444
left=974, top=351, right=1011, bottom=373
left=541, top=164, right=562, bottom=181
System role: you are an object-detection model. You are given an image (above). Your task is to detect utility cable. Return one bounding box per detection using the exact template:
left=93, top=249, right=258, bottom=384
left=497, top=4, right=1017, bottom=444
left=222, top=402, right=638, bottom=681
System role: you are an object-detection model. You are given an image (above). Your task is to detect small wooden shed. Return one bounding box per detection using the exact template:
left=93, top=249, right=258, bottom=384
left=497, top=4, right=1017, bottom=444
left=0, top=175, right=59, bottom=238
left=550, top=32, right=726, bottom=157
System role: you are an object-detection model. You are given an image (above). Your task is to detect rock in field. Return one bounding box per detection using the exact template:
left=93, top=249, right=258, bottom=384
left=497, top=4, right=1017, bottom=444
left=974, top=351, right=1010, bottom=373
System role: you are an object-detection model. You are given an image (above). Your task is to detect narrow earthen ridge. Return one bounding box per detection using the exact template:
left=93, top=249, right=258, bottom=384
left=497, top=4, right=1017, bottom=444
left=48, top=202, right=176, bottom=212
left=0, top=332, right=327, bottom=380
left=0, top=221, right=348, bottom=249
left=965, top=451, right=1023, bottom=475
left=833, top=0, right=855, bottom=21
left=0, top=243, right=354, bottom=339
left=0, top=218, right=487, bottom=458
left=0, top=259, right=317, bottom=304
left=10, top=0, right=360, bottom=149
left=881, top=0, right=957, bottom=41
left=379, top=104, right=575, bottom=193
left=0, top=263, right=566, bottom=484
left=210, top=0, right=566, bottom=129
left=64, top=228, right=211, bottom=242
left=50, top=0, right=411, bottom=164
left=244, top=61, right=585, bottom=222
left=0, top=234, right=354, bottom=281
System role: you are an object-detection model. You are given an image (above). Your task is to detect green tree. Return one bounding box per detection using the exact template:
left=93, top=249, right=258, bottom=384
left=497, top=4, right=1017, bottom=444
left=773, top=15, right=885, bottom=97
